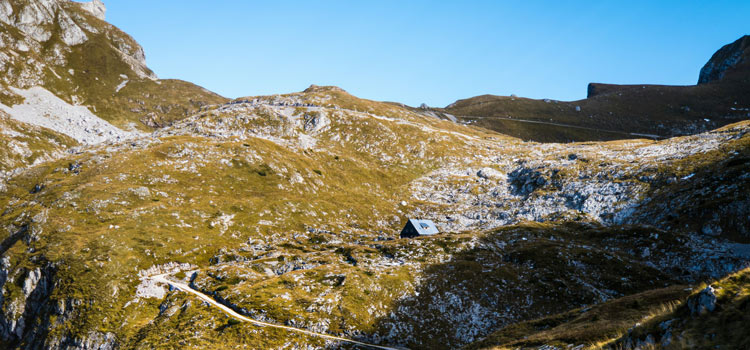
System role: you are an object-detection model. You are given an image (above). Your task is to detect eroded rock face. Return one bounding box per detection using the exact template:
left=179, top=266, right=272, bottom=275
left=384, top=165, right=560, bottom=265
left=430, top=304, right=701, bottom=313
left=699, top=35, right=750, bottom=84
left=0, top=0, right=88, bottom=46
left=0, top=0, right=156, bottom=88
left=79, top=0, right=106, bottom=21
left=46, top=331, right=118, bottom=350
left=0, top=262, right=59, bottom=348
left=57, top=8, right=88, bottom=46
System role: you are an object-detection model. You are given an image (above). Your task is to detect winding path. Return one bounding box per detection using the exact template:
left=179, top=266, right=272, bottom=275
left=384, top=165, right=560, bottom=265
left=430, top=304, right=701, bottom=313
left=462, top=115, right=666, bottom=139
left=152, top=275, right=403, bottom=350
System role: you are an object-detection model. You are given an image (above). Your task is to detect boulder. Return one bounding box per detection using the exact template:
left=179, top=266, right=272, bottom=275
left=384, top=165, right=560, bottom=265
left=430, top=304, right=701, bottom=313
left=508, top=167, right=547, bottom=196
left=687, top=285, right=717, bottom=315
left=477, top=167, right=506, bottom=181
left=130, top=186, right=151, bottom=199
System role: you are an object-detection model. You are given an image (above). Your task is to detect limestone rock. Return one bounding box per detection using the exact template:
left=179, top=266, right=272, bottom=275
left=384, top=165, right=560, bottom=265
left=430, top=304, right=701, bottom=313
left=477, top=167, right=506, bottom=181
left=79, top=0, right=107, bottom=21
left=508, top=166, right=547, bottom=196
left=0, top=1, right=13, bottom=24
left=130, top=186, right=151, bottom=199
left=687, top=285, right=717, bottom=315
left=302, top=112, right=330, bottom=133
left=22, top=268, right=42, bottom=297
left=47, top=331, right=118, bottom=350
left=0, top=0, right=91, bottom=46
left=58, top=9, right=88, bottom=46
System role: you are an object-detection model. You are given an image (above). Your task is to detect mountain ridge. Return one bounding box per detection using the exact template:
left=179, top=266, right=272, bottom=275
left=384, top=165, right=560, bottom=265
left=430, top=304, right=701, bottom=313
left=699, top=35, right=750, bottom=85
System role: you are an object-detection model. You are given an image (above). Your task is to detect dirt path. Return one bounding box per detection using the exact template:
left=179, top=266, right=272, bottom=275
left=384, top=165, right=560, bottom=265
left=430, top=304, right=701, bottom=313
left=463, top=115, right=666, bottom=139
left=152, top=275, right=404, bottom=350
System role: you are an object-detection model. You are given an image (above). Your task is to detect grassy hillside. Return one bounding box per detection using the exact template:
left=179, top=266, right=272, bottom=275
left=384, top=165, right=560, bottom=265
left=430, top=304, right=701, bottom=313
left=464, top=286, right=691, bottom=350
left=0, top=4, right=748, bottom=349
left=0, top=85, right=748, bottom=349
left=0, top=89, right=493, bottom=349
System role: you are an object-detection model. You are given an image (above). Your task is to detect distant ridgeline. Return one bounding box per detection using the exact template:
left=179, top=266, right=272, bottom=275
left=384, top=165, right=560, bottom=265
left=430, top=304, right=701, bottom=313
left=425, top=35, right=750, bottom=143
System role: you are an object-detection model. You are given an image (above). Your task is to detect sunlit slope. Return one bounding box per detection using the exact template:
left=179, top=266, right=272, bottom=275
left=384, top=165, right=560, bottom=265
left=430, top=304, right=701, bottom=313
left=0, top=85, right=748, bottom=348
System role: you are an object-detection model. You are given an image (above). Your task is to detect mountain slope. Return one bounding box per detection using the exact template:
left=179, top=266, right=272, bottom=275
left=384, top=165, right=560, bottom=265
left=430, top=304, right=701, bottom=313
left=0, top=0, right=227, bottom=133
left=0, top=0, right=227, bottom=177
left=0, top=111, right=76, bottom=176
left=615, top=267, right=750, bottom=349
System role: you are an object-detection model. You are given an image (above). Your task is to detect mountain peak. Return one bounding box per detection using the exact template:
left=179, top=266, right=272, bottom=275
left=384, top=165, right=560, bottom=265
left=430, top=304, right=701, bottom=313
left=698, top=35, right=750, bottom=84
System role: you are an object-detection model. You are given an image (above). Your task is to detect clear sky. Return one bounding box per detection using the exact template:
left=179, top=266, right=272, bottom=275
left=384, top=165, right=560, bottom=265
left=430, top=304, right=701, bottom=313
left=103, top=0, right=749, bottom=107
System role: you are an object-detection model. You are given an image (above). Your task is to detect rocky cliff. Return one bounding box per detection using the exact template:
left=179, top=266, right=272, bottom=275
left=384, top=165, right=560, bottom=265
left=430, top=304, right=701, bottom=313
left=0, top=0, right=225, bottom=139
left=698, top=35, right=750, bottom=84
left=0, top=0, right=152, bottom=79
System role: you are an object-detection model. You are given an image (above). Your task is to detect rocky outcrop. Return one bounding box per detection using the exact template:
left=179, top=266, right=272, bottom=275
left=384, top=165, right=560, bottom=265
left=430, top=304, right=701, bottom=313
left=625, top=146, right=750, bottom=241
left=46, top=331, right=118, bottom=350
left=698, top=35, right=750, bottom=84
left=0, top=0, right=88, bottom=46
left=78, top=0, right=106, bottom=21
left=0, top=261, right=58, bottom=349
left=508, top=166, right=548, bottom=197
left=0, top=0, right=156, bottom=92
left=476, top=167, right=505, bottom=181
left=0, top=256, right=121, bottom=350
left=687, top=285, right=717, bottom=315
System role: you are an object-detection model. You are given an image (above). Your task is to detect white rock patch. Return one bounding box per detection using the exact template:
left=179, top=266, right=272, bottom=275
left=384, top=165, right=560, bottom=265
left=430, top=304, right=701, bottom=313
left=211, top=214, right=235, bottom=235
left=0, top=86, right=140, bottom=144
left=134, top=277, right=167, bottom=299
left=115, top=74, right=128, bottom=92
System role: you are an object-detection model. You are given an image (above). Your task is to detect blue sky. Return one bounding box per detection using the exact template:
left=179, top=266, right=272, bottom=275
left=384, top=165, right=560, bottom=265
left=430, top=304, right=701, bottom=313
left=104, top=1, right=749, bottom=107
